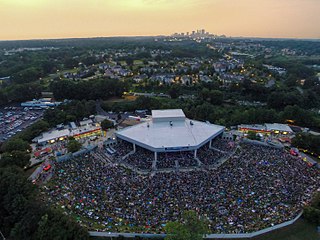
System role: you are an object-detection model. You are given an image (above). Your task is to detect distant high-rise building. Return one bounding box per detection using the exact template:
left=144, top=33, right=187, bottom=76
left=171, top=29, right=215, bottom=38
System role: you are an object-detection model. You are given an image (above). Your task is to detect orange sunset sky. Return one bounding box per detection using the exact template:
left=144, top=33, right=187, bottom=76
left=0, top=0, right=319, bottom=40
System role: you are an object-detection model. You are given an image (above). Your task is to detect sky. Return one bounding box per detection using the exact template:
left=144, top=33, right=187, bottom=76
left=0, top=0, right=319, bottom=40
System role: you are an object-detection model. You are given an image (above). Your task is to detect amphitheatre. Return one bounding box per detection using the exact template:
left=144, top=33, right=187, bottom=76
left=43, top=109, right=320, bottom=235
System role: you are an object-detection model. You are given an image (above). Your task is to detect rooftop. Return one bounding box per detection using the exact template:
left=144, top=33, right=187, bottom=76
left=38, top=129, right=70, bottom=144
left=116, top=109, right=224, bottom=151
left=265, top=123, right=293, bottom=133
left=152, top=109, right=186, bottom=123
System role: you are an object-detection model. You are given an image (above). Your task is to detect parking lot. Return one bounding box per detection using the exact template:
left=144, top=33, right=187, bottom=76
left=0, top=106, right=44, bottom=142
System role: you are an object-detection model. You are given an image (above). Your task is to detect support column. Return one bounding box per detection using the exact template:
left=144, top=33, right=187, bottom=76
left=153, top=152, right=158, bottom=170
left=133, top=143, right=136, bottom=153
left=209, top=139, right=212, bottom=148
left=194, top=149, right=197, bottom=158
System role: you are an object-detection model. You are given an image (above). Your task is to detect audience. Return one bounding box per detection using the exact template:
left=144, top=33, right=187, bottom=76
left=43, top=142, right=320, bottom=234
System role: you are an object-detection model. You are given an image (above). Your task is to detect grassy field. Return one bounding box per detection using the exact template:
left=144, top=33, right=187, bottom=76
left=206, top=219, right=319, bottom=240
left=212, top=219, right=318, bottom=240
left=88, top=219, right=318, bottom=239
left=104, top=96, right=137, bottom=104
left=251, top=219, right=318, bottom=240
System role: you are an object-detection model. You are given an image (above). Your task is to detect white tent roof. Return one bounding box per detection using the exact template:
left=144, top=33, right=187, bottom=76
left=116, top=114, right=224, bottom=152
left=38, top=129, right=70, bottom=144
left=265, top=123, right=293, bottom=133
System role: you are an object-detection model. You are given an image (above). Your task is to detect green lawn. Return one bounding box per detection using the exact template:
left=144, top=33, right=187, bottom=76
left=207, top=219, right=319, bottom=240
left=104, top=97, right=136, bottom=104
left=133, top=60, right=144, bottom=65
left=252, top=219, right=319, bottom=240
left=89, top=219, right=318, bottom=239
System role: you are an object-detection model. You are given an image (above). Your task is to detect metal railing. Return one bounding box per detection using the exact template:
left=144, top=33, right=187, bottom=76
left=88, top=211, right=303, bottom=239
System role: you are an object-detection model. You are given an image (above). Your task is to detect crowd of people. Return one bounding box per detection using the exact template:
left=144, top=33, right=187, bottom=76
left=157, top=152, right=178, bottom=169
left=177, top=152, right=198, bottom=168
left=122, top=147, right=200, bottom=170
left=113, top=141, right=133, bottom=159
left=43, top=142, right=320, bottom=234
left=197, top=144, right=227, bottom=166
left=124, top=147, right=154, bottom=170
left=111, top=138, right=235, bottom=170
left=211, top=138, right=236, bottom=153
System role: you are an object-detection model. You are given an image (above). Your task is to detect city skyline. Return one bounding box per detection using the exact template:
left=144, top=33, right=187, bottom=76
left=0, top=0, right=320, bottom=41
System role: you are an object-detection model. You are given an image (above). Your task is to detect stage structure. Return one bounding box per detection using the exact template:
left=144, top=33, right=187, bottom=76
left=115, top=109, right=225, bottom=161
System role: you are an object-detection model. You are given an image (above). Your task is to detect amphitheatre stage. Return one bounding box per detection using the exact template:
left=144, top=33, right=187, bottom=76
left=42, top=109, right=320, bottom=236
left=115, top=109, right=225, bottom=161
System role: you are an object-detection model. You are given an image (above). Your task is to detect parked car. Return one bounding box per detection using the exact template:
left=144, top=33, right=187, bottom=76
left=43, top=164, right=52, bottom=171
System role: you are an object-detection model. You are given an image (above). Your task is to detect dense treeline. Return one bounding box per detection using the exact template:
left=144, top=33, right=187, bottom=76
left=0, top=167, right=89, bottom=239
left=43, top=100, right=96, bottom=126
left=0, top=37, right=165, bottom=50
left=263, top=57, right=315, bottom=86
left=0, top=48, right=83, bottom=80
left=167, top=41, right=220, bottom=59
left=16, top=120, right=50, bottom=142
left=0, top=124, right=89, bottom=239
left=257, top=40, right=320, bottom=55
left=267, top=89, right=320, bottom=110
left=0, top=101, right=94, bottom=238
left=303, top=193, right=320, bottom=225
left=292, top=133, right=320, bottom=156
left=1, top=37, right=319, bottom=55
left=50, top=78, right=126, bottom=100
left=103, top=96, right=320, bottom=129
left=0, top=82, right=42, bottom=106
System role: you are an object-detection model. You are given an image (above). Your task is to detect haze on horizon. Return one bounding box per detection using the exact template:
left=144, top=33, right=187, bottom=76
left=0, top=0, right=319, bottom=41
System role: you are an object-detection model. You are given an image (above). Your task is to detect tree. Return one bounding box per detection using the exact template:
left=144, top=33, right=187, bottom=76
left=200, top=89, right=223, bottom=105
left=1, top=138, right=31, bottom=153
left=168, top=85, right=181, bottom=99
left=67, top=140, right=82, bottom=153
left=16, top=120, right=49, bottom=142
left=165, top=211, right=208, bottom=240
left=165, top=222, right=191, bottom=240
left=0, top=167, right=89, bottom=239
left=292, top=133, right=320, bottom=156
left=34, top=210, right=89, bottom=240
left=101, top=119, right=114, bottom=130
left=267, top=91, right=302, bottom=110
left=0, top=167, right=36, bottom=237
left=247, top=131, right=259, bottom=140
left=12, top=67, right=42, bottom=84
left=303, top=193, right=320, bottom=225
left=281, top=105, right=319, bottom=128
left=125, top=57, right=134, bottom=66
left=0, top=90, right=8, bottom=106
left=135, top=96, right=161, bottom=110
left=194, top=102, right=214, bottom=121
left=43, top=100, right=97, bottom=127
left=64, top=58, right=78, bottom=69
left=0, top=151, right=30, bottom=168
left=6, top=82, right=42, bottom=102
left=209, top=90, right=223, bottom=105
